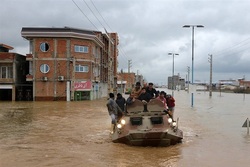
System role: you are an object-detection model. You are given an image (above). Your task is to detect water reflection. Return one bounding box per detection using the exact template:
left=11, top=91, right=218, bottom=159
left=242, top=133, right=250, bottom=144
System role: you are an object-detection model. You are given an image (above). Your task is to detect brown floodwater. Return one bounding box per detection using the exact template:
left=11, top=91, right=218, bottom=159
left=0, top=89, right=250, bottom=167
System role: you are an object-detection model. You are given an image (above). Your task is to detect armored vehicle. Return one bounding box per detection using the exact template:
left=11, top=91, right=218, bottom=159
left=111, top=99, right=183, bottom=146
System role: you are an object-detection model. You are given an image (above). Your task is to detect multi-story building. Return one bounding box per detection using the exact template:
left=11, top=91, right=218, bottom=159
left=168, top=75, right=185, bottom=90
left=117, top=72, right=136, bottom=93
left=21, top=27, right=118, bottom=101
left=0, top=43, right=31, bottom=101
left=135, top=74, right=144, bottom=85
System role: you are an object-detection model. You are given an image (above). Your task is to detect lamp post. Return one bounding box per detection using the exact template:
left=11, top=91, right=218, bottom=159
left=208, top=54, right=212, bottom=97
left=183, top=25, right=204, bottom=107
left=187, top=66, right=190, bottom=93
left=168, top=53, right=179, bottom=97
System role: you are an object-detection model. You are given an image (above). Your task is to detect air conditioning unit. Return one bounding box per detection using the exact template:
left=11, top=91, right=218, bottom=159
left=42, top=76, right=48, bottom=81
left=58, top=76, right=64, bottom=81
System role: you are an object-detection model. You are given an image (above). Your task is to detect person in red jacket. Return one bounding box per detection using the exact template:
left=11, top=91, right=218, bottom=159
left=165, top=94, right=175, bottom=119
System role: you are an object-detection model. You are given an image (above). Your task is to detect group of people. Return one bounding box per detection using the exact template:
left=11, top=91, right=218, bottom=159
left=106, top=82, right=175, bottom=134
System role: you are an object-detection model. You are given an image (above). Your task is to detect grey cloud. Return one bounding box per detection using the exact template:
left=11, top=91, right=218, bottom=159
left=1, top=0, right=250, bottom=84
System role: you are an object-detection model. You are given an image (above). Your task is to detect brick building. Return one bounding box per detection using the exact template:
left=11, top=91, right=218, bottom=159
left=0, top=44, right=31, bottom=101
left=21, top=27, right=118, bottom=101
left=117, top=72, right=136, bottom=93
left=168, top=75, right=185, bottom=90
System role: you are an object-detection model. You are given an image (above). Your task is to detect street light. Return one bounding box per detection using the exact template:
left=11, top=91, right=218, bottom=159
left=187, top=66, right=190, bottom=93
left=208, top=54, right=213, bottom=97
left=183, top=24, right=204, bottom=107
left=168, top=53, right=179, bottom=97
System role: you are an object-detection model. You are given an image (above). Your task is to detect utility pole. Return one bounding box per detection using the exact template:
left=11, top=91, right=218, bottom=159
left=208, top=54, right=213, bottom=97
left=128, top=59, right=132, bottom=89
left=121, top=69, right=123, bottom=94
left=128, top=59, right=132, bottom=73
left=168, top=53, right=179, bottom=97
left=177, top=73, right=180, bottom=91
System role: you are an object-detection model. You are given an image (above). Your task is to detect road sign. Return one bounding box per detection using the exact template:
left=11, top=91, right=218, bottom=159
left=242, top=118, right=249, bottom=127
left=242, top=118, right=249, bottom=134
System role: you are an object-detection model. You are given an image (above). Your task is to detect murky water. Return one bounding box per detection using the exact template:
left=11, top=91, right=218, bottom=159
left=0, top=90, right=250, bottom=167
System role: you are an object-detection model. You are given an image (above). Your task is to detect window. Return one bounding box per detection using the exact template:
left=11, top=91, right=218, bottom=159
left=29, top=40, right=33, bottom=53
left=1, top=66, right=13, bottom=78
left=75, top=65, right=89, bottom=72
left=29, top=61, right=33, bottom=75
left=94, top=67, right=99, bottom=77
left=74, top=45, right=88, bottom=53
left=40, top=64, right=50, bottom=73
left=93, top=46, right=100, bottom=58
left=40, top=42, right=49, bottom=52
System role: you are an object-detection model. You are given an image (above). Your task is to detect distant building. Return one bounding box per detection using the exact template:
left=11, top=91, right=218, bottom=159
left=135, top=74, right=144, bottom=85
left=217, top=79, right=239, bottom=90
left=0, top=43, right=31, bottom=101
left=238, top=79, right=250, bottom=89
left=21, top=27, right=119, bottom=101
left=117, top=72, right=136, bottom=93
left=218, top=79, right=239, bottom=86
left=168, top=75, right=185, bottom=90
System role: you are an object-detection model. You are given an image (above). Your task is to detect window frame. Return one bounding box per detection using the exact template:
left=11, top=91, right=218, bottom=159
left=40, top=64, right=50, bottom=74
left=74, top=45, right=89, bottom=53
left=0, top=66, right=13, bottom=79
left=40, top=42, right=50, bottom=52
left=75, top=64, right=89, bottom=73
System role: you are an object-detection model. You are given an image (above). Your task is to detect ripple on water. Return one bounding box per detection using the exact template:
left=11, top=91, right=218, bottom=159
left=85, top=130, right=112, bottom=144
left=179, top=126, right=201, bottom=145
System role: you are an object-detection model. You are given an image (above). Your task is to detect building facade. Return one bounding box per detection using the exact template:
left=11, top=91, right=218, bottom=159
left=21, top=27, right=118, bottom=101
left=0, top=44, right=31, bottom=101
left=117, top=72, right=136, bottom=93
left=168, top=75, right=185, bottom=90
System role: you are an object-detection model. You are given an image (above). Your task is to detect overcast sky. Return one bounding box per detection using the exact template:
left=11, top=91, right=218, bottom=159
left=1, top=0, right=250, bottom=85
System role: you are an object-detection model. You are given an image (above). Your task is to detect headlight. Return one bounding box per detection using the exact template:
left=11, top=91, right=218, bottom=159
left=172, top=122, right=177, bottom=127
left=168, top=118, right=173, bottom=123
left=117, top=124, right=122, bottom=129
left=121, top=119, right=126, bottom=125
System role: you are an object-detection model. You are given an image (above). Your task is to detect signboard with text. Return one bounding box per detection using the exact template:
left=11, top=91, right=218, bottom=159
left=74, top=81, right=92, bottom=91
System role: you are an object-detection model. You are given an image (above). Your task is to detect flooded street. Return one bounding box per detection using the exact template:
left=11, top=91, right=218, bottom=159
left=1, top=90, right=250, bottom=167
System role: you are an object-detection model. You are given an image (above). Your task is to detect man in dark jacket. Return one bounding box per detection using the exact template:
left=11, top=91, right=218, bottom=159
left=116, top=93, right=126, bottom=118
left=138, top=88, right=152, bottom=102
left=138, top=88, right=152, bottom=112
left=146, top=82, right=158, bottom=98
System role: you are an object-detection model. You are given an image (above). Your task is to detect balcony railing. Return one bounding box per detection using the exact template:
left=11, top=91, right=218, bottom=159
left=26, top=74, right=33, bottom=81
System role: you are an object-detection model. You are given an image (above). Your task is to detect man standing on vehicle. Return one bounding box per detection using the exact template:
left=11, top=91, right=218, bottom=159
left=106, top=93, right=123, bottom=134
left=165, top=94, right=175, bottom=119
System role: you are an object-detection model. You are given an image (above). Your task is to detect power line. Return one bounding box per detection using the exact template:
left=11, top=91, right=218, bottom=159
left=90, top=0, right=113, bottom=32
left=73, top=0, right=130, bottom=70
left=89, top=0, right=130, bottom=62
left=214, top=36, right=250, bottom=56
left=82, top=0, right=106, bottom=29
left=72, top=0, right=99, bottom=30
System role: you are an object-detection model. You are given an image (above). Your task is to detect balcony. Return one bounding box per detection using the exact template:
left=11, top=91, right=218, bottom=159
left=94, top=76, right=100, bottom=82
left=26, top=54, right=33, bottom=60
left=26, top=74, right=33, bottom=81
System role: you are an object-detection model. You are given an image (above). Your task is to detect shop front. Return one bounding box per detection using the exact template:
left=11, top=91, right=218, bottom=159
left=74, top=81, right=92, bottom=101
